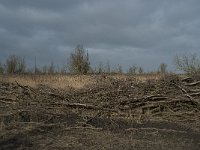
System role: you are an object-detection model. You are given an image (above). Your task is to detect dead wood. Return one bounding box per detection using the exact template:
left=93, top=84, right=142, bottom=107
left=1, top=74, right=200, bottom=149
left=86, top=111, right=102, bottom=124
left=186, top=81, right=200, bottom=86
left=64, top=127, right=103, bottom=131
left=125, top=127, right=187, bottom=133
left=181, top=77, right=193, bottom=82
left=188, top=89, right=200, bottom=93
left=15, top=81, right=37, bottom=95
left=15, top=81, right=29, bottom=90
left=0, top=100, right=14, bottom=104
left=48, top=92, right=65, bottom=99
left=49, top=102, right=119, bottom=112
left=190, top=92, right=200, bottom=96
left=173, top=84, right=200, bottom=106
left=0, top=96, right=17, bottom=102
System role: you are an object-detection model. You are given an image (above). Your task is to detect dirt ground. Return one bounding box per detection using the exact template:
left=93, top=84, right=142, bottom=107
left=0, top=74, right=200, bottom=150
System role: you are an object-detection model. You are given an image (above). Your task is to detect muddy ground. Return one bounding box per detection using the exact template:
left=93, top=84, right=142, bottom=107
left=0, top=74, right=200, bottom=150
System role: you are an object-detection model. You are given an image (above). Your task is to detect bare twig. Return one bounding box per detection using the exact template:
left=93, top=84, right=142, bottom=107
left=0, top=100, right=14, bottom=104
left=15, top=81, right=37, bottom=95
left=86, top=111, right=102, bottom=124
left=190, top=92, right=200, bottom=96
left=125, top=127, right=187, bottom=133
left=48, top=102, right=118, bottom=112
left=186, top=81, right=200, bottom=86
left=64, top=127, right=103, bottom=131
left=0, top=96, right=17, bottom=102
left=181, top=77, right=192, bottom=82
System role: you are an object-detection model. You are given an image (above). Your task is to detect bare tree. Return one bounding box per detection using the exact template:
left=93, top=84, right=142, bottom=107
left=18, top=57, right=26, bottom=73
left=117, top=64, right=123, bottom=74
left=48, top=61, right=55, bottom=74
left=6, top=55, right=26, bottom=74
left=42, top=65, right=48, bottom=74
left=138, top=67, right=144, bottom=74
left=106, top=61, right=111, bottom=73
left=127, top=65, right=137, bottom=74
left=97, top=62, right=104, bottom=74
left=60, top=65, right=66, bottom=74
left=67, top=45, right=90, bottom=74
left=159, top=63, right=167, bottom=74
left=0, top=62, right=5, bottom=74
left=174, top=53, right=200, bottom=74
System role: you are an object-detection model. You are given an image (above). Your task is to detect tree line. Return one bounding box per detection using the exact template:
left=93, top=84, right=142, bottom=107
left=0, top=45, right=200, bottom=75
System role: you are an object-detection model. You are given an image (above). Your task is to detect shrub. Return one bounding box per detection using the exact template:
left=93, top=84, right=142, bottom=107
left=174, top=53, right=200, bottom=75
left=158, top=63, right=167, bottom=74
left=127, top=65, right=143, bottom=74
left=0, top=62, right=5, bottom=74
left=67, top=45, right=90, bottom=74
left=6, top=55, right=26, bottom=74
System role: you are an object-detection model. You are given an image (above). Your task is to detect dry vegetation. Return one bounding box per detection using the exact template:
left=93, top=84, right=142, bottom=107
left=0, top=74, right=163, bottom=89
left=0, top=74, right=96, bottom=90
left=0, top=74, right=200, bottom=150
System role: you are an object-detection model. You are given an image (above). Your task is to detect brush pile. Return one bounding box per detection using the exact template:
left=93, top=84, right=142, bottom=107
left=0, top=74, right=200, bottom=150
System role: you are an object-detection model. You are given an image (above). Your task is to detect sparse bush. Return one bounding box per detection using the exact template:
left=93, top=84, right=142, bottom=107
left=158, top=63, right=167, bottom=74
left=138, top=67, right=144, bottom=74
left=117, top=64, right=123, bottom=74
left=97, top=62, right=104, bottom=74
left=60, top=66, right=67, bottom=74
left=127, top=65, right=143, bottom=74
left=174, top=53, right=200, bottom=74
left=6, top=55, right=26, bottom=74
left=42, top=65, right=48, bottom=74
left=67, top=45, right=90, bottom=74
left=95, top=61, right=111, bottom=74
left=0, top=62, right=5, bottom=74
left=48, top=61, right=55, bottom=74
left=35, top=68, right=42, bottom=74
left=106, top=61, right=111, bottom=73
left=127, top=65, right=137, bottom=74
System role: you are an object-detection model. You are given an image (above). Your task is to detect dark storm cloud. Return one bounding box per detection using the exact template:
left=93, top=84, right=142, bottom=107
left=0, top=0, right=200, bottom=71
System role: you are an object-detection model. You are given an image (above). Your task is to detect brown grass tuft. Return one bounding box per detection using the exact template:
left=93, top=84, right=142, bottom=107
left=0, top=74, right=95, bottom=90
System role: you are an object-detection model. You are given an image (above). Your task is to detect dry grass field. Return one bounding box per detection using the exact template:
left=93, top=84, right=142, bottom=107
left=0, top=74, right=97, bottom=89
left=0, top=74, right=162, bottom=89
left=0, top=74, right=200, bottom=150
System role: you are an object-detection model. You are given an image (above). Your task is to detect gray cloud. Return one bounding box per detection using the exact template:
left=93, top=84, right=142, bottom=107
left=0, top=0, right=200, bottom=71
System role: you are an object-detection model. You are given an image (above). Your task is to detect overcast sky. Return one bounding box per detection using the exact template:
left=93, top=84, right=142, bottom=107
left=0, top=0, right=200, bottom=72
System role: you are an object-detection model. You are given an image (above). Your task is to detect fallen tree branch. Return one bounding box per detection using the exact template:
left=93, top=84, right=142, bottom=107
left=190, top=92, right=200, bottom=96
left=173, top=84, right=197, bottom=103
left=188, top=89, right=200, bottom=93
left=175, top=85, right=200, bottom=108
left=86, top=111, right=102, bottom=124
left=127, top=95, right=168, bottom=105
left=15, top=81, right=29, bottom=90
left=186, top=81, right=200, bottom=86
left=125, top=127, right=187, bottom=133
left=48, top=102, right=119, bottom=112
left=15, top=81, right=37, bottom=95
left=0, top=96, right=17, bottom=102
left=48, top=92, right=66, bottom=100
left=64, top=127, right=103, bottom=131
left=0, top=100, right=14, bottom=104
left=181, top=77, right=193, bottom=82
